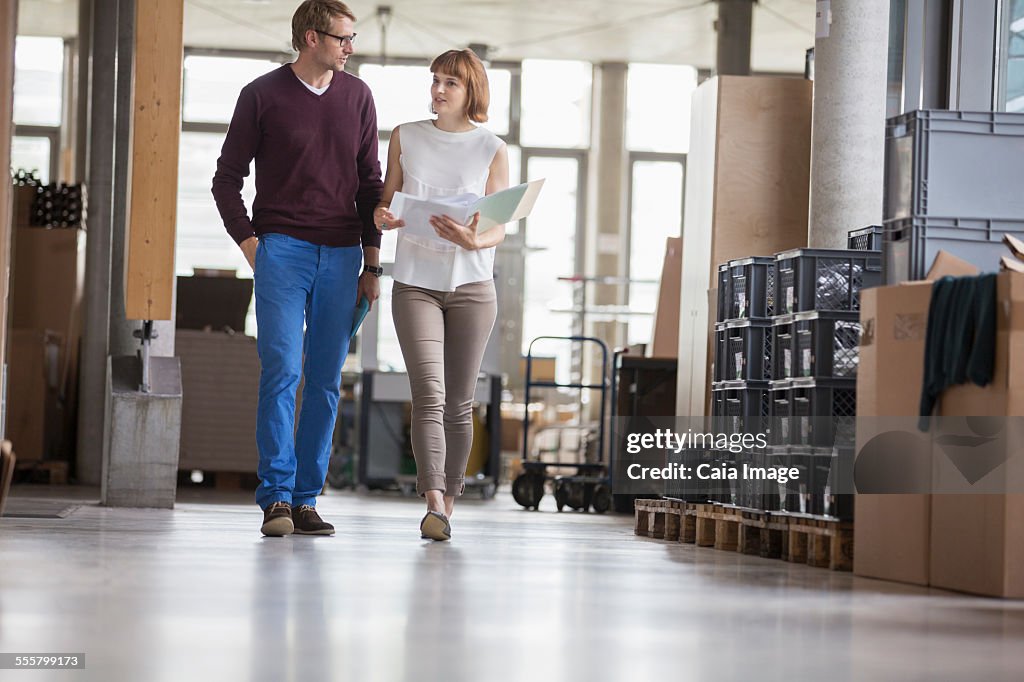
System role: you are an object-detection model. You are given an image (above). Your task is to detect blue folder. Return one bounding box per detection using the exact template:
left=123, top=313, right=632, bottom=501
left=350, top=296, right=370, bottom=339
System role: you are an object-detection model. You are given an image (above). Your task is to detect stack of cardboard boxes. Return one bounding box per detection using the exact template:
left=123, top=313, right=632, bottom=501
left=6, top=184, right=85, bottom=471
left=856, top=252, right=1024, bottom=597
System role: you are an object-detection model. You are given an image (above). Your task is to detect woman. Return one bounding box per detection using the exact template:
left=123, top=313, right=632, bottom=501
left=374, top=49, right=509, bottom=541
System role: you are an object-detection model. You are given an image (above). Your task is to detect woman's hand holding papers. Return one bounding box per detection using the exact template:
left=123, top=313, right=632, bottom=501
left=430, top=212, right=481, bottom=250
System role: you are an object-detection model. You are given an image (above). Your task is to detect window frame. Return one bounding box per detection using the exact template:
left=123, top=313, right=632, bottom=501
left=11, top=125, right=61, bottom=182
left=625, top=150, right=687, bottom=305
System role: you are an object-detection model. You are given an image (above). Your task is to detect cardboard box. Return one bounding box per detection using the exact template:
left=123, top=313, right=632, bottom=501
left=177, top=330, right=260, bottom=472
left=926, top=250, right=980, bottom=280
left=854, top=282, right=933, bottom=586
left=10, top=189, right=85, bottom=462
left=650, top=237, right=681, bottom=358
left=929, top=271, right=1024, bottom=597
left=519, top=356, right=556, bottom=383
left=7, top=330, right=63, bottom=462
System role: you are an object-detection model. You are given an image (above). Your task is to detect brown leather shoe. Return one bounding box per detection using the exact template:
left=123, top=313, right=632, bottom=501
left=261, top=501, right=294, bottom=537
left=292, top=505, right=335, bottom=536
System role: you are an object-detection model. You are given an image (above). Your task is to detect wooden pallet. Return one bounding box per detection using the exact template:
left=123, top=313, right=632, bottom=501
left=635, top=499, right=853, bottom=571
left=13, top=460, right=69, bottom=485
left=782, top=514, right=854, bottom=571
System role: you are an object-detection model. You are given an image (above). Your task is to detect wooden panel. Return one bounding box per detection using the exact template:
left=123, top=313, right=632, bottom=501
left=676, top=76, right=719, bottom=416
left=0, top=1, right=18, bottom=435
left=713, top=76, right=811, bottom=268
left=125, top=0, right=184, bottom=321
left=677, top=76, right=812, bottom=417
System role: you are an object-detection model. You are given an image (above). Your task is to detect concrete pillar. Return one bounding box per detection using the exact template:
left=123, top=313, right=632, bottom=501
left=588, top=62, right=629, bottom=295
left=808, top=0, right=891, bottom=248
left=77, top=0, right=118, bottom=485
left=716, top=0, right=754, bottom=76
left=582, top=63, right=628, bottom=435
left=102, top=357, right=181, bottom=508
left=75, top=0, right=91, bottom=183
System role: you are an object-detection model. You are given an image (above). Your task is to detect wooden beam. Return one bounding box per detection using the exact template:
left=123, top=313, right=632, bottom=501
left=1, top=0, right=19, bottom=438
left=125, top=0, right=184, bottom=321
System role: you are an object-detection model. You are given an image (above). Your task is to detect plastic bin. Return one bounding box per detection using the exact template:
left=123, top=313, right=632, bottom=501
left=774, top=248, right=882, bottom=314
left=727, top=256, right=775, bottom=320
left=722, top=318, right=772, bottom=382
left=716, top=263, right=731, bottom=322
left=792, top=310, right=861, bottom=379
left=769, top=377, right=857, bottom=448
left=713, top=323, right=727, bottom=382
left=823, top=445, right=855, bottom=521
left=764, top=445, right=796, bottom=512
left=883, top=215, right=1024, bottom=283
left=772, top=315, right=795, bottom=380
left=711, top=380, right=771, bottom=436
left=848, top=225, right=883, bottom=251
left=884, top=110, right=1024, bottom=224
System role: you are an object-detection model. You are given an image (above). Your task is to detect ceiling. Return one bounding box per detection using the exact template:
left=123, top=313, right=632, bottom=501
left=17, top=0, right=816, bottom=72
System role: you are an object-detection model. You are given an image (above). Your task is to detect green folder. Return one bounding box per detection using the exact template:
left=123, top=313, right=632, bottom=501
left=350, top=296, right=370, bottom=339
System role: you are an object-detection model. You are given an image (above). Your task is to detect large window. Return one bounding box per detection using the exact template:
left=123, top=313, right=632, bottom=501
left=1003, top=0, right=1024, bottom=111
left=520, top=60, right=591, bottom=148
left=627, top=159, right=685, bottom=346
left=182, top=55, right=280, bottom=124
left=176, top=52, right=283, bottom=336
left=626, top=64, right=697, bottom=154
left=521, top=155, right=583, bottom=383
left=624, top=64, right=695, bottom=346
left=11, top=36, right=64, bottom=181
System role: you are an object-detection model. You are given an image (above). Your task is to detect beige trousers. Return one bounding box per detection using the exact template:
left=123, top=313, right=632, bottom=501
left=392, top=279, right=497, bottom=496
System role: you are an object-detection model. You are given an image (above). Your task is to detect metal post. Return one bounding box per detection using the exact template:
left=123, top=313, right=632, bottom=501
left=77, top=0, right=118, bottom=485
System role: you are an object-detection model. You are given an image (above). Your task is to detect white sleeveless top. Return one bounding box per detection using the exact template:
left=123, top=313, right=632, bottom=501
left=391, top=120, right=504, bottom=291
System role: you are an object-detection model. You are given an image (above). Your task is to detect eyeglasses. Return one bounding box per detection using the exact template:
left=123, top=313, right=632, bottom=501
left=316, top=30, right=357, bottom=48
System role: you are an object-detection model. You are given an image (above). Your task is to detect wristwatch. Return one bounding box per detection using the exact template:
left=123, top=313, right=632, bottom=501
left=363, top=264, right=384, bottom=277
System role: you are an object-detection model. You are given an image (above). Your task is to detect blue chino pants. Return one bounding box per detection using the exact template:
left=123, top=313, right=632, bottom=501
left=253, top=233, right=361, bottom=510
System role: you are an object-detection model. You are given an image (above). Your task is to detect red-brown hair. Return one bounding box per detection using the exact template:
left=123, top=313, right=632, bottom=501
left=430, top=49, right=490, bottom=123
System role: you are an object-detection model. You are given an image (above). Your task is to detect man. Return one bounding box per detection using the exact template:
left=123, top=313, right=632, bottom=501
left=212, top=0, right=383, bottom=536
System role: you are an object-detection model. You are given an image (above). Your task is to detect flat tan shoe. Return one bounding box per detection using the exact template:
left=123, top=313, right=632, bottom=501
left=420, top=511, right=451, bottom=541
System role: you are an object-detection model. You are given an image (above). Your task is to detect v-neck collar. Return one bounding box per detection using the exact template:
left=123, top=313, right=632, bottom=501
left=288, top=64, right=335, bottom=100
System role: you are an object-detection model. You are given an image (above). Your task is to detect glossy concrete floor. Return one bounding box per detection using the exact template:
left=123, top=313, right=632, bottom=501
left=2, top=485, right=1024, bottom=682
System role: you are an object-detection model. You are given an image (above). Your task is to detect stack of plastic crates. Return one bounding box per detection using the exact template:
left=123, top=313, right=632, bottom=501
left=711, top=256, right=776, bottom=510
left=768, top=246, right=880, bottom=519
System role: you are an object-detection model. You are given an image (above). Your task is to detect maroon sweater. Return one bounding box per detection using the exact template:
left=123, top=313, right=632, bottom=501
left=212, top=65, right=383, bottom=248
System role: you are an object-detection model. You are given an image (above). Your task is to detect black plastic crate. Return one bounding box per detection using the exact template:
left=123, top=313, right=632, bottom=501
left=771, top=315, right=795, bottom=380
left=792, top=311, right=861, bottom=380
left=721, top=318, right=772, bottom=382
left=727, top=256, right=775, bottom=320
left=711, top=380, right=771, bottom=436
left=713, top=323, right=727, bottom=382
left=848, top=225, right=883, bottom=251
left=883, top=215, right=1024, bottom=283
left=823, top=445, right=855, bottom=521
left=763, top=446, right=795, bottom=512
left=716, top=263, right=731, bottom=322
left=774, top=248, right=882, bottom=314
left=884, top=110, right=1024, bottom=224
left=769, top=378, right=857, bottom=447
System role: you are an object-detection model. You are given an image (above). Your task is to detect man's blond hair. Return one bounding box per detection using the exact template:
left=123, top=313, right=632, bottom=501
left=291, top=0, right=356, bottom=52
